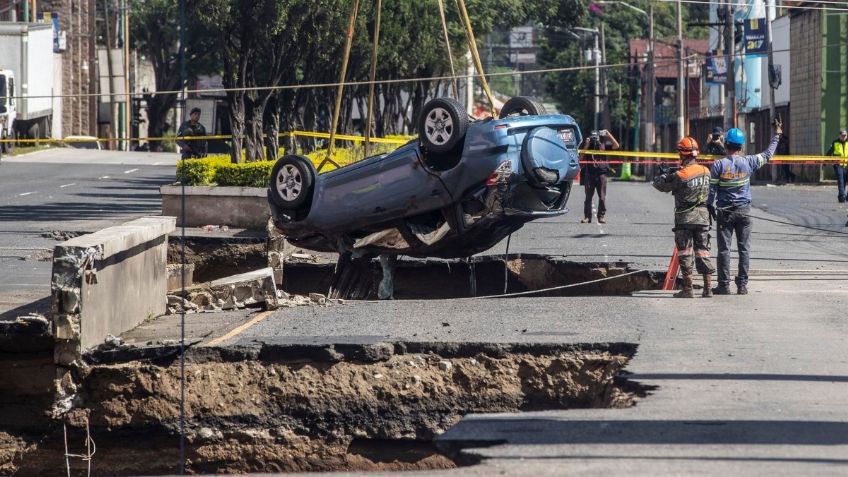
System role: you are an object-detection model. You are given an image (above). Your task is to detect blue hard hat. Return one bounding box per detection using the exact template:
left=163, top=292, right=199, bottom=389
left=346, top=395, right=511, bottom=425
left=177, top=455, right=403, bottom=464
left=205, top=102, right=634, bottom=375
left=726, top=128, right=745, bottom=147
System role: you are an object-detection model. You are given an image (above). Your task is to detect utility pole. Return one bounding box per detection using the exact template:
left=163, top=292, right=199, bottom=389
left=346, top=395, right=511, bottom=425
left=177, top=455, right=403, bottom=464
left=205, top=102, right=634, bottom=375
left=593, top=31, right=600, bottom=131
left=677, top=0, right=685, bottom=137
left=645, top=5, right=655, bottom=152
left=600, top=22, right=610, bottom=131
left=765, top=0, right=776, bottom=121
left=723, top=0, right=736, bottom=128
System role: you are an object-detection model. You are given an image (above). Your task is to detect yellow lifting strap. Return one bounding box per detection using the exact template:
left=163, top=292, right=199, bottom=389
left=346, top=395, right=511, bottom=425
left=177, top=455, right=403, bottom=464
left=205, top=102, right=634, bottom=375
left=455, top=0, right=497, bottom=117
left=437, top=0, right=459, bottom=99
left=363, top=0, right=383, bottom=156
left=319, top=0, right=361, bottom=173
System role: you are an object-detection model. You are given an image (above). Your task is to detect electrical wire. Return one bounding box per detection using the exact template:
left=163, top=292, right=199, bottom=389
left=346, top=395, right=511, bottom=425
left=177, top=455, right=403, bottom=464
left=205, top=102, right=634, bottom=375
left=659, top=0, right=848, bottom=12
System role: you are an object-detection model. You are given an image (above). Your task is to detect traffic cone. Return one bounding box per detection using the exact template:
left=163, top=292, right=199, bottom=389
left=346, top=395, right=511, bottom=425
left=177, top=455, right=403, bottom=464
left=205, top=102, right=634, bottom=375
left=662, top=247, right=680, bottom=291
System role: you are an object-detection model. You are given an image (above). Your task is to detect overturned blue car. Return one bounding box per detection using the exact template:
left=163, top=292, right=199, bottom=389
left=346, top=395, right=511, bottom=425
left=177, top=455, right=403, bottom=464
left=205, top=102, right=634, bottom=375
left=268, top=96, right=581, bottom=259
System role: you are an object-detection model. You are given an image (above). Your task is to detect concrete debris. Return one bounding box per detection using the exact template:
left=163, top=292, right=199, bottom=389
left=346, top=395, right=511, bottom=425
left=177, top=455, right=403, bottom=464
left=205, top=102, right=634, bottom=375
left=200, top=225, right=230, bottom=232
left=353, top=228, right=410, bottom=250
left=290, top=252, right=316, bottom=261
left=438, top=360, right=453, bottom=372
left=21, top=249, right=53, bottom=262
left=166, top=263, right=195, bottom=291
left=309, top=293, right=327, bottom=305
left=209, top=267, right=280, bottom=310
left=103, top=334, right=123, bottom=348
left=41, top=230, right=82, bottom=241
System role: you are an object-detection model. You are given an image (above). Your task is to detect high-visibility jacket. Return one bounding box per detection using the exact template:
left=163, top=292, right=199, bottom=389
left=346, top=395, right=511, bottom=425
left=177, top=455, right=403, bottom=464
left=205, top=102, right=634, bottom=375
left=708, top=134, right=780, bottom=208
left=829, top=140, right=848, bottom=167
left=653, top=162, right=711, bottom=226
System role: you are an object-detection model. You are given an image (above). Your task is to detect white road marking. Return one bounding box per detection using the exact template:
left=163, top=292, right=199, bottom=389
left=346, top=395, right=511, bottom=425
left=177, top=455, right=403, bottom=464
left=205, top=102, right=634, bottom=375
left=123, top=168, right=138, bottom=174
left=152, top=162, right=162, bottom=165
left=19, top=191, right=35, bottom=196
left=98, top=175, right=110, bottom=179
left=59, top=183, right=76, bottom=188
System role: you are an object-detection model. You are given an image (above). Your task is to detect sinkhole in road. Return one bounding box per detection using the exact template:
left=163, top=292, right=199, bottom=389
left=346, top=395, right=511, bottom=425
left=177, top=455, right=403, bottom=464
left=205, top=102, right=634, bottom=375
left=3, top=342, right=650, bottom=475
left=284, top=254, right=663, bottom=300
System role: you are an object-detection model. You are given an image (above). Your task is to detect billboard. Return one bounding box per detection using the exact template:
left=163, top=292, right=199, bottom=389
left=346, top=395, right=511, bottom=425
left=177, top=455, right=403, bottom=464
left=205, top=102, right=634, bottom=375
left=744, top=18, right=767, bottom=56
left=704, top=54, right=727, bottom=85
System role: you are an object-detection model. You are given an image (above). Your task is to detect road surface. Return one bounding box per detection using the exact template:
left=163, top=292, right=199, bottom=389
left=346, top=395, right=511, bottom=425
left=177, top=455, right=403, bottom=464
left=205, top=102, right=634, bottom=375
left=0, top=148, right=177, bottom=317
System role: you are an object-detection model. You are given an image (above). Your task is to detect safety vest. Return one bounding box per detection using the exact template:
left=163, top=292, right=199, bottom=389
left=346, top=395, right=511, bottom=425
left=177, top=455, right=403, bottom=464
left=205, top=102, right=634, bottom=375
left=833, top=141, right=848, bottom=167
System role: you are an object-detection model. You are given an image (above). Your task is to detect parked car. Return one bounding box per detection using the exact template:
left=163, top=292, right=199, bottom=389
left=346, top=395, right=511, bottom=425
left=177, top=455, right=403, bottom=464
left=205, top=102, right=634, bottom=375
left=267, top=96, right=582, bottom=258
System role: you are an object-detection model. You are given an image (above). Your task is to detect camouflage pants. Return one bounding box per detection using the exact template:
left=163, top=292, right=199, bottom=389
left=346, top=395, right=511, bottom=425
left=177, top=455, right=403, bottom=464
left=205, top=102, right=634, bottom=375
left=674, top=226, right=715, bottom=276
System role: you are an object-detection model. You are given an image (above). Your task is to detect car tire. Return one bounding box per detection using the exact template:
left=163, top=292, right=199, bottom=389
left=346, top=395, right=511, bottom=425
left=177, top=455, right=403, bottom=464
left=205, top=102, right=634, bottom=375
left=419, top=98, right=468, bottom=155
left=269, top=155, right=315, bottom=209
left=500, top=96, right=547, bottom=117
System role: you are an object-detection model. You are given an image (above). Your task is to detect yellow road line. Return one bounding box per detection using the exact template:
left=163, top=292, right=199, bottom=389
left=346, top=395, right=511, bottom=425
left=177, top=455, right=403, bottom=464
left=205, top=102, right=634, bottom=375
left=205, top=310, right=275, bottom=347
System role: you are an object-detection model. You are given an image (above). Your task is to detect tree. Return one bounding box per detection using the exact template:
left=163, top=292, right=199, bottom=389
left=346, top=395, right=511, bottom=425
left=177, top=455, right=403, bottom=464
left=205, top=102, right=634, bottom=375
left=131, top=0, right=216, bottom=151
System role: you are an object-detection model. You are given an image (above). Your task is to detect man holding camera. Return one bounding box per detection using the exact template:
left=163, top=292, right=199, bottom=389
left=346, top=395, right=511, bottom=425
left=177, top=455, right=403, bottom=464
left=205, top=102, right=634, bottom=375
left=705, top=127, right=726, bottom=156
left=580, top=129, right=620, bottom=224
left=177, top=107, right=208, bottom=159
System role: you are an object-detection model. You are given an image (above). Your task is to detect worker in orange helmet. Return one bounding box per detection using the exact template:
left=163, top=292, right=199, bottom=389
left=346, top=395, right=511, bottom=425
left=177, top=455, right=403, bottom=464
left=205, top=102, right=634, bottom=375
left=652, top=137, right=716, bottom=298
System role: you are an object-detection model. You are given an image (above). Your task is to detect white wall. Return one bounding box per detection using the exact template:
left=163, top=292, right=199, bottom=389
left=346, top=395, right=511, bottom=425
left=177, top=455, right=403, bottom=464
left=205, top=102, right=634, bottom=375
left=762, top=15, right=791, bottom=107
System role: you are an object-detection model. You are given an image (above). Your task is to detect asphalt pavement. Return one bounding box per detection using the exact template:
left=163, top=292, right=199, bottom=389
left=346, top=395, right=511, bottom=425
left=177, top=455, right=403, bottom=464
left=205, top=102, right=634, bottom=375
left=187, top=178, right=848, bottom=476
left=0, top=148, right=177, bottom=317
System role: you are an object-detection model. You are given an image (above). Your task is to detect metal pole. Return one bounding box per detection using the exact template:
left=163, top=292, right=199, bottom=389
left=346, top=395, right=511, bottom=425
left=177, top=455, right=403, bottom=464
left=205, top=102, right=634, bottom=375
left=724, top=0, right=736, bottom=128
left=646, top=4, right=655, bottom=152
left=600, top=22, right=609, bottom=130
left=593, top=31, right=600, bottom=132
left=178, top=0, right=187, bottom=472
left=123, top=0, right=130, bottom=151
left=23, top=0, right=29, bottom=22
left=363, top=0, right=382, bottom=156
left=677, top=0, right=686, bottom=137
left=766, top=0, right=776, bottom=121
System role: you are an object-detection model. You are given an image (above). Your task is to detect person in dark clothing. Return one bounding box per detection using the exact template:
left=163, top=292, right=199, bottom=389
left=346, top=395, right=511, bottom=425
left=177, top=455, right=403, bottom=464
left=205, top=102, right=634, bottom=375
left=708, top=118, right=783, bottom=296
left=653, top=136, right=715, bottom=298
left=177, top=107, right=208, bottom=159
left=776, top=133, right=795, bottom=183
left=826, top=129, right=848, bottom=202
left=580, top=129, right=620, bottom=224
left=704, top=127, right=726, bottom=156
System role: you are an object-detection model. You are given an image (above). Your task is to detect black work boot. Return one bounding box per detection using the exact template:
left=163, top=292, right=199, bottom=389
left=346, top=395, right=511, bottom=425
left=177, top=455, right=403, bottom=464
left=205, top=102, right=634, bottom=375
left=702, top=275, right=713, bottom=298
left=737, top=284, right=748, bottom=295
left=712, top=283, right=732, bottom=295
left=674, top=276, right=694, bottom=298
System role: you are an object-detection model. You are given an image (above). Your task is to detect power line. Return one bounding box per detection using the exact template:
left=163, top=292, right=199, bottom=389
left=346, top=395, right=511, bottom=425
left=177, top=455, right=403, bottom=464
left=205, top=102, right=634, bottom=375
left=659, top=0, right=848, bottom=12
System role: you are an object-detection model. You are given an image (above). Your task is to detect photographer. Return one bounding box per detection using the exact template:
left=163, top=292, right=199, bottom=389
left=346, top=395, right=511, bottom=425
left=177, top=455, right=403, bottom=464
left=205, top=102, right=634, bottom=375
left=579, top=129, right=620, bottom=224
left=705, top=127, right=726, bottom=156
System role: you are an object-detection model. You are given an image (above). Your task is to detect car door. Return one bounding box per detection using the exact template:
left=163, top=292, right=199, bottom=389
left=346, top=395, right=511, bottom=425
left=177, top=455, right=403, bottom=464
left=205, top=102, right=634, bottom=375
left=310, top=144, right=451, bottom=232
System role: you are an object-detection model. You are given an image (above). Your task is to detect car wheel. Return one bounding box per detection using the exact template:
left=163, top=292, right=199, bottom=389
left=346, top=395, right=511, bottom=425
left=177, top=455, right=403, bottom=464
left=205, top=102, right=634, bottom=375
left=269, top=155, right=315, bottom=209
left=419, top=98, right=468, bottom=154
left=500, top=96, right=547, bottom=117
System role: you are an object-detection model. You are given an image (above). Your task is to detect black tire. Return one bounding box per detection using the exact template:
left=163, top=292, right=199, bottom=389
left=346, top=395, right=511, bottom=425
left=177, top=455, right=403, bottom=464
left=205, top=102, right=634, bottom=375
left=500, top=96, right=547, bottom=117
left=269, top=155, right=315, bottom=209
left=418, top=97, right=468, bottom=154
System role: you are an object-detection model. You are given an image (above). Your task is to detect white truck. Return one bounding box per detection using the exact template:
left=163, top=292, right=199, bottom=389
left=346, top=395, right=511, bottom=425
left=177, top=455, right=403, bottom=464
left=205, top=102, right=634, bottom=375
left=0, top=22, right=55, bottom=152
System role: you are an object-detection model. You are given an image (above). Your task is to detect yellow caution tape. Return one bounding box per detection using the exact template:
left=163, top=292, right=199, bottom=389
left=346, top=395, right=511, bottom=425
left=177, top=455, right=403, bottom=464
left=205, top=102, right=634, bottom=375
left=0, top=131, right=412, bottom=145
left=1, top=133, right=840, bottom=164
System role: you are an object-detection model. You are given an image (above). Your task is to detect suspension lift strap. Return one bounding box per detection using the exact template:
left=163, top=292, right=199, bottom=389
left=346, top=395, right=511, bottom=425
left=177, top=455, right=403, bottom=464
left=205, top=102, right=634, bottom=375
left=319, top=0, right=361, bottom=173
left=455, top=0, right=496, bottom=116
left=364, top=0, right=382, bottom=156
left=437, top=0, right=459, bottom=99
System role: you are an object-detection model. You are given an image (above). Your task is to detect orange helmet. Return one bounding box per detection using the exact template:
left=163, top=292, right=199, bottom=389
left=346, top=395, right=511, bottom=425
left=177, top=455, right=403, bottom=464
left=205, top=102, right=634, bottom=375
left=677, top=137, right=699, bottom=157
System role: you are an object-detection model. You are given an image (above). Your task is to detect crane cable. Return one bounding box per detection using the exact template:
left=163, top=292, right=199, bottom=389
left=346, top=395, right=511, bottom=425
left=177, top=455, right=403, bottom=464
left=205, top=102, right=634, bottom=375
left=455, top=0, right=497, bottom=117
left=364, top=0, right=382, bottom=156
left=437, top=0, right=460, bottom=99
left=318, top=0, right=360, bottom=173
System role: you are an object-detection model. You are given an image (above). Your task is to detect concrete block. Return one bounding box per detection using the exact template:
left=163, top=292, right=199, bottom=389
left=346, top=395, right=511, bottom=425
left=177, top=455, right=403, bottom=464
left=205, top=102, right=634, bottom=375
left=209, top=267, right=279, bottom=309
left=51, top=216, right=176, bottom=352
left=161, top=185, right=270, bottom=229
left=167, top=263, right=195, bottom=291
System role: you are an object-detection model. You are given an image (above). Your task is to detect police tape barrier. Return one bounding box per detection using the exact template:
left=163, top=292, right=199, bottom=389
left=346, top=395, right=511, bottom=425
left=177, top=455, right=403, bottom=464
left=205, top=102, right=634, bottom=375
left=1, top=133, right=843, bottom=165
left=0, top=131, right=412, bottom=146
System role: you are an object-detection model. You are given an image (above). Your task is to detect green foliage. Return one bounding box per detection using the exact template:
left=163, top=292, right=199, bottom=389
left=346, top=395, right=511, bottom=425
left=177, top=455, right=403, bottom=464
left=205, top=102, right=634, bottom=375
left=177, top=156, right=230, bottom=185
left=176, top=141, right=407, bottom=186
left=215, top=161, right=276, bottom=187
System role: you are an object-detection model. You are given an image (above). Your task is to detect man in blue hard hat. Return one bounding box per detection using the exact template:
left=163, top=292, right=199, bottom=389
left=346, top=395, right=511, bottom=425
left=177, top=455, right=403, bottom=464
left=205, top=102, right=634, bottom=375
left=707, top=118, right=783, bottom=295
